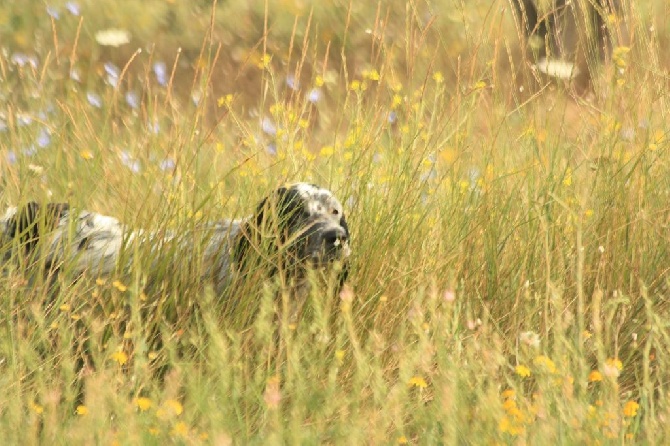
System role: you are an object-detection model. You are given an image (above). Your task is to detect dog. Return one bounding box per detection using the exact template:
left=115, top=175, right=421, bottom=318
left=0, top=182, right=351, bottom=305
left=511, top=0, right=626, bottom=86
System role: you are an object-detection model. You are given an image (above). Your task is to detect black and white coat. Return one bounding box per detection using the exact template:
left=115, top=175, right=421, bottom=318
left=1, top=183, right=351, bottom=298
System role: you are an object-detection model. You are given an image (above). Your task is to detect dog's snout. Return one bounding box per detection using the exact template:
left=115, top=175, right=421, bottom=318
left=322, top=226, right=348, bottom=247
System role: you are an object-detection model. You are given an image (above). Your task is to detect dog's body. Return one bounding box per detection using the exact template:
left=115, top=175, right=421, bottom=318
left=1, top=183, right=351, bottom=299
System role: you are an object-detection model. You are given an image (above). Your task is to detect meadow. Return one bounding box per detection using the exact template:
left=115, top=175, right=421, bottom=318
left=1, top=0, right=669, bottom=443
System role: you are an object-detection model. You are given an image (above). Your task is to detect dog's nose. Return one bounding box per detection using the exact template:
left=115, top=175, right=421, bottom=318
left=322, top=226, right=348, bottom=248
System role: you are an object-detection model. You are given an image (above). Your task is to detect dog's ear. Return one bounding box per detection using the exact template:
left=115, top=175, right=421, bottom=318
left=254, top=186, right=305, bottom=233
left=7, top=202, right=70, bottom=254
left=233, top=186, right=305, bottom=269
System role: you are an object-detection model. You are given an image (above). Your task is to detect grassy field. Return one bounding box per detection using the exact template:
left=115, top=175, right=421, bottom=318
left=1, top=0, right=670, bottom=443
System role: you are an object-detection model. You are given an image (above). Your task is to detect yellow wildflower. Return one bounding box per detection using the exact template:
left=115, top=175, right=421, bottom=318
left=31, top=402, right=44, bottom=414
left=623, top=401, right=639, bottom=418
left=257, top=53, right=272, bottom=69
left=363, top=69, right=380, bottom=81
left=171, top=421, right=189, bottom=437
left=515, top=365, right=531, bottom=378
left=563, top=168, right=572, bottom=186
left=473, top=80, right=487, bottom=90
left=320, top=146, right=335, bottom=157
left=603, top=358, right=623, bottom=378
left=112, top=280, right=127, bottom=292
left=408, top=376, right=428, bottom=389
left=135, top=397, right=152, bottom=411
left=499, top=415, right=525, bottom=436
left=76, top=405, right=88, bottom=416
left=165, top=399, right=183, bottom=416
left=111, top=351, right=128, bottom=365
left=533, top=355, right=557, bottom=374
left=588, top=370, right=603, bottom=382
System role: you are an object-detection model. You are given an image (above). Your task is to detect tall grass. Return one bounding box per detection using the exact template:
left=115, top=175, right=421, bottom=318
left=1, top=0, right=669, bottom=443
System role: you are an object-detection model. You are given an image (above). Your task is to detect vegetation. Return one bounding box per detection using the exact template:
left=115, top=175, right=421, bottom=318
left=1, top=0, right=669, bottom=443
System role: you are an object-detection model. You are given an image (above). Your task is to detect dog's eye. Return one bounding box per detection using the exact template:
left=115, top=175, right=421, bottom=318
left=332, top=209, right=339, bottom=215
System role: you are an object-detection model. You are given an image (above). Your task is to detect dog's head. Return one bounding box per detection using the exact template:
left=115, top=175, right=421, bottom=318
left=4, top=202, right=70, bottom=257
left=234, top=183, right=351, bottom=281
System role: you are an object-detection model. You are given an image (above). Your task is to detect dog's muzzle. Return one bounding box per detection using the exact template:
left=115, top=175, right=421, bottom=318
left=305, top=222, right=351, bottom=264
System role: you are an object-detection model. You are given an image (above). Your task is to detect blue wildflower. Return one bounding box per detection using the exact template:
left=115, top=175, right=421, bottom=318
left=87, top=92, right=102, bottom=108
left=17, top=115, right=32, bottom=126
left=125, top=91, right=140, bottom=109
left=266, top=142, right=277, bottom=156
left=307, top=88, right=322, bottom=103
left=388, top=111, right=397, bottom=124
left=65, top=1, right=80, bottom=15
left=153, top=62, right=168, bottom=86
left=46, top=5, right=60, bottom=19
left=191, top=90, right=202, bottom=106
left=261, top=117, right=277, bottom=136
left=286, top=74, right=299, bottom=90
left=70, top=68, right=81, bottom=82
left=7, top=151, right=17, bottom=164
left=11, top=53, right=38, bottom=69
left=159, top=158, right=176, bottom=171
left=147, top=119, right=160, bottom=134
left=23, top=145, right=37, bottom=157
left=37, top=128, right=51, bottom=148
left=104, top=62, right=120, bottom=86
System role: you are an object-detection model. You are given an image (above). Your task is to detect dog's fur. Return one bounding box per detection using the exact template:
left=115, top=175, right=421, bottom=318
left=1, top=182, right=351, bottom=300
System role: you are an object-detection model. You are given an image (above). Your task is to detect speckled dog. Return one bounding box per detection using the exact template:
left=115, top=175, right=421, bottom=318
left=1, top=183, right=351, bottom=300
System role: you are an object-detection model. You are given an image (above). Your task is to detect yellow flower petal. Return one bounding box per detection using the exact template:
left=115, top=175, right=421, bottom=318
left=515, top=365, right=531, bottom=378
left=111, top=351, right=128, bottom=365
left=135, top=397, right=152, bottom=411
left=408, top=376, right=428, bottom=388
